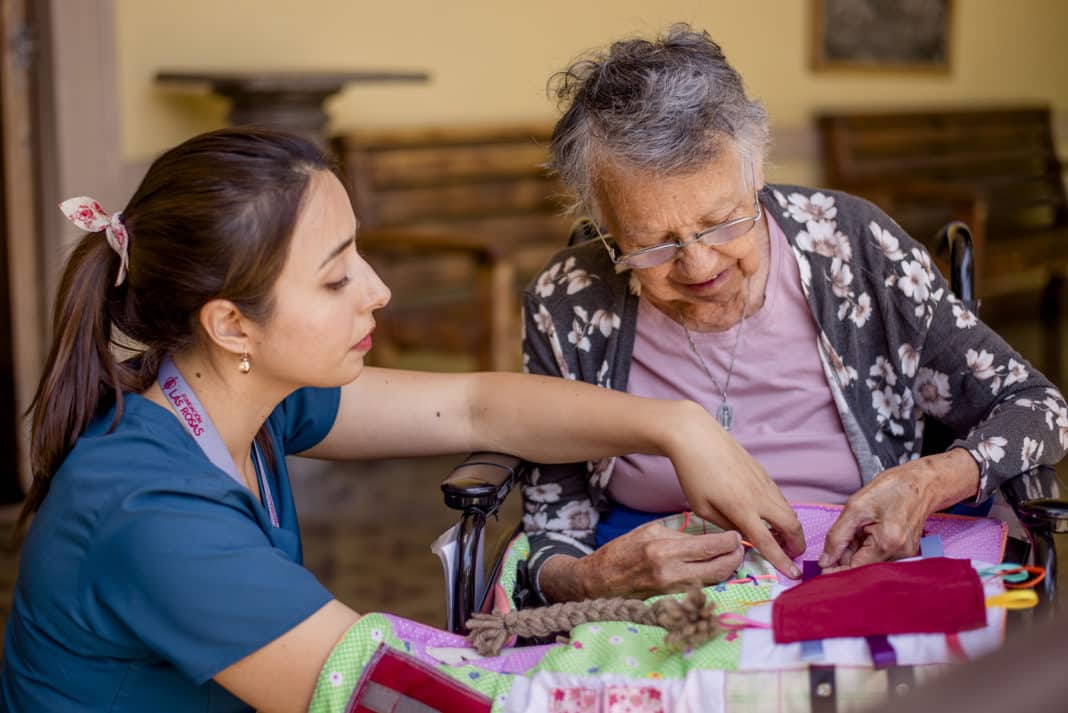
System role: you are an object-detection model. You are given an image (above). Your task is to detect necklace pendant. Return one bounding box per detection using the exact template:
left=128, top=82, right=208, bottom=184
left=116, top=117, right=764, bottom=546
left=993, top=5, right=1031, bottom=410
left=717, top=402, right=734, bottom=431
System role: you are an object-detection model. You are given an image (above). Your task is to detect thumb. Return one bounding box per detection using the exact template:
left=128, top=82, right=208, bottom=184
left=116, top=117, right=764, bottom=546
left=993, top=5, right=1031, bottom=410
left=819, top=507, right=869, bottom=568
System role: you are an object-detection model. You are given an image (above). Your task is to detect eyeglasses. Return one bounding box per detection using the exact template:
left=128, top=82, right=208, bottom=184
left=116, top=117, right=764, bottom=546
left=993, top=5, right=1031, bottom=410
left=592, top=188, right=763, bottom=271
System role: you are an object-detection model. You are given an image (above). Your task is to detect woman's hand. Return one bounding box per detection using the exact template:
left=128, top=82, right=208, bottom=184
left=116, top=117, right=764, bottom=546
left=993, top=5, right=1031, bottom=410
left=666, top=401, right=806, bottom=579
left=819, top=448, right=981, bottom=570
left=540, top=523, right=745, bottom=601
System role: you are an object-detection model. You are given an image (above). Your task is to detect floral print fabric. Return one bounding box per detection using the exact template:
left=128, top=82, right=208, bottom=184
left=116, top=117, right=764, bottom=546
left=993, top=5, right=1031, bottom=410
left=520, top=185, right=1066, bottom=601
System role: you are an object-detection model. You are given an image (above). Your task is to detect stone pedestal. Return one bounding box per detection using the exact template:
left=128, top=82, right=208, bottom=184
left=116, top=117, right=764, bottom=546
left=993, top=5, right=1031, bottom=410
left=155, top=70, right=430, bottom=149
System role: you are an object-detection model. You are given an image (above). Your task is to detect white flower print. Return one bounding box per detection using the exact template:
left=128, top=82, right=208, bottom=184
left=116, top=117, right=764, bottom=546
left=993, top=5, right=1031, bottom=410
left=952, top=302, right=978, bottom=329
left=568, top=306, right=592, bottom=352
left=773, top=189, right=790, bottom=210
left=546, top=499, right=599, bottom=538
left=898, top=343, right=920, bottom=378
left=872, top=386, right=902, bottom=420
left=1021, top=436, right=1045, bottom=470
left=796, top=220, right=851, bottom=260
left=591, top=308, right=621, bottom=337
left=1003, top=359, right=1029, bottom=388
left=829, top=258, right=853, bottom=297
left=869, top=356, right=898, bottom=386
left=534, top=262, right=561, bottom=298
left=793, top=250, right=812, bottom=289
left=525, top=480, right=562, bottom=503
left=914, top=367, right=952, bottom=417
left=912, top=247, right=933, bottom=273
left=869, top=221, right=904, bottom=261
left=1045, top=397, right=1068, bottom=450
left=532, top=304, right=573, bottom=380
left=899, top=387, right=915, bottom=420
left=786, top=192, right=838, bottom=224
left=596, top=359, right=611, bottom=389
left=850, top=293, right=872, bottom=327
left=972, top=436, right=1008, bottom=466
left=820, top=335, right=858, bottom=387
left=1015, top=392, right=1068, bottom=451
left=966, top=349, right=997, bottom=380
left=566, top=271, right=593, bottom=295
left=329, top=671, right=344, bottom=686
left=533, top=304, right=554, bottom=335
left=897, top=260, right=932, bottom=303
left=589, top=456, right=615, bottom=490
left=535, top=257, right=595, bottom=298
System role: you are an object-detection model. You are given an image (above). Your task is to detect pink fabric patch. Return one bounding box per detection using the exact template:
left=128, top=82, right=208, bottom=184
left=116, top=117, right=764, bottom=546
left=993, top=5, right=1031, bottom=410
left=778, top=504, right=1007, bottom=586
left=550, top=687, right=599, bottom=712
left=606, top=685, right=666, bottom=713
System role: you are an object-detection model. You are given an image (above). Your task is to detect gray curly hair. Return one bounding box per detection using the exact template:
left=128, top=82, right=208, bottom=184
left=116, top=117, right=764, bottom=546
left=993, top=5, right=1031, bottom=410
left=547, top=24, right=770, bottom=217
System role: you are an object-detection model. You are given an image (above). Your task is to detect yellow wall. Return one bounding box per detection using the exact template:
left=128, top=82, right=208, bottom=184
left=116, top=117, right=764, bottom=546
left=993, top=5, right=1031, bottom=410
left=117, top=0, right=1068, bottom=185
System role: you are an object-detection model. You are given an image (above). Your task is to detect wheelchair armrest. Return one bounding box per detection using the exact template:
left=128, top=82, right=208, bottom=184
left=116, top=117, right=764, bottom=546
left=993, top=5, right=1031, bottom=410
left=1001, top=465, right=1068, bottom=532
left=1000, top=465, right=1066, bottom=611
left=441, top=451, right=524, bottom=515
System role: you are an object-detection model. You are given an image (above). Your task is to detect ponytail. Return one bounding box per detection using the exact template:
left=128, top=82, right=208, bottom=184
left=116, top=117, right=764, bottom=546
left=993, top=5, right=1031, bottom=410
left=16, top=128, right=328, bottom=533
left=17, top=233, right=150, bottom=531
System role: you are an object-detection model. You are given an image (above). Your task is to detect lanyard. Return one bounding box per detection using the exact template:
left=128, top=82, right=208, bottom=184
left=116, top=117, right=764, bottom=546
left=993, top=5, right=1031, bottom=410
left=157, top=356, right=280, bottom=527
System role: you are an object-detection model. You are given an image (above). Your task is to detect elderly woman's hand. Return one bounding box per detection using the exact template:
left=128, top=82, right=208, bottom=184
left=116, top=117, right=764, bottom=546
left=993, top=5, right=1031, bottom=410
left=541, top=523, right=745, bottom=601
left=819, top=448, right=981, bottom=570
left=666, top=401, right=806, bottom=579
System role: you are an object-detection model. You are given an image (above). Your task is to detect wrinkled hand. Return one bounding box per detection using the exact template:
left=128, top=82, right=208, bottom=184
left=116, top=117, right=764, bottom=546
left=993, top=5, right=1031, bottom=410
left=668, top=403, right=806, bottom=579
left=819, top=449, right=981, bottom=570
left=574, top=522, right=745, bottom=600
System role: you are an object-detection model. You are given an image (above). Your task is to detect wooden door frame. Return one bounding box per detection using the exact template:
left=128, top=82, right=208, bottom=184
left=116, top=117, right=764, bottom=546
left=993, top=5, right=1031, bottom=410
left=1, top=0, right=122, bottom=494
left=1, top=0, right=45, bottom=495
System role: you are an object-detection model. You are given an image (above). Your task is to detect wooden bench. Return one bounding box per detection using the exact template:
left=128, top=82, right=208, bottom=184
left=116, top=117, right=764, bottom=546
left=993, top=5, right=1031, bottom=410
left=334, top=125, right=570, bottom=371
left=818, top=105, right=1067, bottom=382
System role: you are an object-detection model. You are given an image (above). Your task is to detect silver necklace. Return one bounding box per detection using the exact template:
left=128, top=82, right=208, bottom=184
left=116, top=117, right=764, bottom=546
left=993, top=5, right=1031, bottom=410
left=676, top=278, right=750, bottom=431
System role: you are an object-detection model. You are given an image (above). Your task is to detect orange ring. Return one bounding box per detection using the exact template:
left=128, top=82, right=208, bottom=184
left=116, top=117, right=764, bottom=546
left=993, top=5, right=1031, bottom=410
left=1004, top=565, right=1046, bottom=590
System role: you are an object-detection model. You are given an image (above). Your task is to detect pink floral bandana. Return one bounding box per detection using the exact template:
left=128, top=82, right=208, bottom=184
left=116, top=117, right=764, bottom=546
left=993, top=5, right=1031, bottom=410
left=59, top=196, right=130, bottom=286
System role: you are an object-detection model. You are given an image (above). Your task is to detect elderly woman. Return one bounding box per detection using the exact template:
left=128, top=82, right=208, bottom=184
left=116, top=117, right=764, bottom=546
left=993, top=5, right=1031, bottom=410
left=522, top=24, right=1067, bottom=604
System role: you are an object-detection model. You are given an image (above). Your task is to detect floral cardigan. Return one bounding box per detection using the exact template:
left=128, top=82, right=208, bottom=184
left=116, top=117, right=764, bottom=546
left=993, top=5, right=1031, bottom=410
left=520, top=184, right=1067, bottom=601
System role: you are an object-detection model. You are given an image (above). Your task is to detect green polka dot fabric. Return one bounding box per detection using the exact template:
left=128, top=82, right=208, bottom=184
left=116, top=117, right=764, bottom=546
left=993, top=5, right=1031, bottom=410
left=494, top=532, right=530, bottom=608
left=309, top=614, right=514, bottom=713
left=537, top=582, right=773, bottom=678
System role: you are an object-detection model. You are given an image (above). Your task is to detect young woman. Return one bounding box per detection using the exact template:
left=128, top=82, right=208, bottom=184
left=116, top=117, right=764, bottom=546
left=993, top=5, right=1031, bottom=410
left=0, top=128, right=803, bottom=712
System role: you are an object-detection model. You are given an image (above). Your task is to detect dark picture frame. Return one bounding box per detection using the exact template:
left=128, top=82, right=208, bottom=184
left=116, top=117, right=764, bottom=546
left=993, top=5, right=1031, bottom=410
left=812, top=0, right=953, bottom=73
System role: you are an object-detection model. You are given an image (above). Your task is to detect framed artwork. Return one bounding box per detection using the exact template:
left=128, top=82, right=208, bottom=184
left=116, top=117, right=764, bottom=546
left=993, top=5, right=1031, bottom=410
left=811, top=0, right=953, bottom=73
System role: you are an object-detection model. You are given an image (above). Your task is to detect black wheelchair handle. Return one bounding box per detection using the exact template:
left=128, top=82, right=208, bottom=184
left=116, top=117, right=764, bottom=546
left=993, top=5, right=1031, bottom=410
left=441, top=452, right=522, bottom=512
left=940, top=221, right=977, bottom=311
left=1015, top=498, right=1068, bottom=534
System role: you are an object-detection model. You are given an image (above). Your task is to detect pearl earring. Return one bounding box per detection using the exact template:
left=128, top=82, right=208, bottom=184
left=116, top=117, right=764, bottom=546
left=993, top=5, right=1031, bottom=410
left=239, top=352, right=251, bottom=374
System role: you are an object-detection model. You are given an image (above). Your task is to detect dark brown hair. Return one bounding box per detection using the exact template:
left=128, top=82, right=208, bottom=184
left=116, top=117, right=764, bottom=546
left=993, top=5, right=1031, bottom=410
left=19, top=127, right=329, bottom=530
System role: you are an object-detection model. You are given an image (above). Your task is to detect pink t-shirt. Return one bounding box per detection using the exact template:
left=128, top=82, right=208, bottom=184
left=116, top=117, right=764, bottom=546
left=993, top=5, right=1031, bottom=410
left=607, top=213, right=862, bottom=510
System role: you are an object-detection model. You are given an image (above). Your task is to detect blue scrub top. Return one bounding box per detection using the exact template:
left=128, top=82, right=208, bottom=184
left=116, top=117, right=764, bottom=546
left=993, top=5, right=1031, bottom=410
left=0, top=386, right=341, bottom=712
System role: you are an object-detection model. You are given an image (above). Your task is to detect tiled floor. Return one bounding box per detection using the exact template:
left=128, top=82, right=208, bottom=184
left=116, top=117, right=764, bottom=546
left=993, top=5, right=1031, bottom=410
left=0, top=302, right=1065, bottom=639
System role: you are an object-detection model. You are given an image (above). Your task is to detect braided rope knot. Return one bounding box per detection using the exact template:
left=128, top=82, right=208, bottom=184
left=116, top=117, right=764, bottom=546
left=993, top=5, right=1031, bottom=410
left=466, top=583, right=719, bottom=657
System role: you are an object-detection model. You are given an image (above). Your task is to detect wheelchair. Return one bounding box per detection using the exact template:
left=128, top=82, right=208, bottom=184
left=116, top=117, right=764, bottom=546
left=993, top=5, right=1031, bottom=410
left=439, top=221, right=1068, bottom=636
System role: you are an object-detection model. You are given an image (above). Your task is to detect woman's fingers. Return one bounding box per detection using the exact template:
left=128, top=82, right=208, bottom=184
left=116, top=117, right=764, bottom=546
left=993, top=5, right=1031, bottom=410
left=764, top=504, right=807, bottom=558
left=819, top=504, right=870, bottom=568
left=730, top=515, right=798, bottom=579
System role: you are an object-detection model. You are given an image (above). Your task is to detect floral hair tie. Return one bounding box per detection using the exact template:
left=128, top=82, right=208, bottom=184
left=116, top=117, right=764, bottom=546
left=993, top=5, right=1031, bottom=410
left=59, top=197, right=130, bottom=286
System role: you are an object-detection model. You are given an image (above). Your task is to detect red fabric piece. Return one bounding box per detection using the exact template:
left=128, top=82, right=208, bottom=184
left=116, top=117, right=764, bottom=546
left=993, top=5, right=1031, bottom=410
left=772, top=557, right=986, bottom=644
left=348, top=645, right=492, bottom=713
